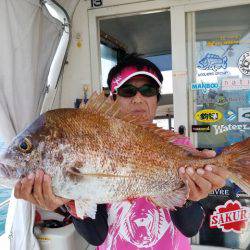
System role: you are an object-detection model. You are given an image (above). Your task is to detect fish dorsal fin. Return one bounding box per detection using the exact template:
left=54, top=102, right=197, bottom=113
left=81, top=91, right=106, bottom=111
left=81, top=91, right=184, bottom=142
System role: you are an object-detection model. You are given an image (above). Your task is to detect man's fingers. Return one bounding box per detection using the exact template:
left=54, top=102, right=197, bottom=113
left=204, top=165, right=230, bottom=179
left=13, top=172, right=68, bottom=211
left=187, top=168, right=212, bottom=192
left=197, top=167, right=227, bottom=190
left=14, top=180, right=22, bottom=198
left=200, top=149, right=216, bottom=159
left=43, top=175, right=70, bottom=210
left=179, top=169, right=202, bottom=201
left=184, top=175, right=202, bottom=201
left=33, top=170, right=45, bottom=205
left=20, top=174, right=35, bottom=200
left=15, top=176, right=38, bottom=205
left=43, top=175, right=61, bottom=210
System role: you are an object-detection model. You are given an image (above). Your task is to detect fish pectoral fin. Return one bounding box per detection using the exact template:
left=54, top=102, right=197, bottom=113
left=75, top=200, right=97, bottom=219
left=67, top=166, right=83, bottom=176
left=150, top=183, right=189, bottom=210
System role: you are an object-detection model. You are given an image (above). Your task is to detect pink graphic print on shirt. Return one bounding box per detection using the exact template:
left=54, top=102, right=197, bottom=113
left=98, top=198, right=190, bottom=250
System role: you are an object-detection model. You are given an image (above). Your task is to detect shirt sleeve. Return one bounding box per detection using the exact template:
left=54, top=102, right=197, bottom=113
left=172, top=136, right=194, bottom=147
left=170, top=137, right=205, bottom=237
left=170, top=201, right=205, bottom=237
left=67, top=202, right=108, bottom=246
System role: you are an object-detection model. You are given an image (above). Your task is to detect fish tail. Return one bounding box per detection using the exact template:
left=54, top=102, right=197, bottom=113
left=222, top=138, right=250, bottom=194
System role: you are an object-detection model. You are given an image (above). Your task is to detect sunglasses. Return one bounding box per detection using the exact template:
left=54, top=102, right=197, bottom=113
left=117, top=83, right=159, bottom=98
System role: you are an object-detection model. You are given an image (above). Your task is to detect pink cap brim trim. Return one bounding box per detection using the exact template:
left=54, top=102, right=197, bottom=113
left=114, top=71, right=161, bottom=92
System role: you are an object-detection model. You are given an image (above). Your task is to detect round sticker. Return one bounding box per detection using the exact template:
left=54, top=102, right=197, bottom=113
left=238, top=51, right=250, bottom=76
left=195, top=109, right=223, bottom=123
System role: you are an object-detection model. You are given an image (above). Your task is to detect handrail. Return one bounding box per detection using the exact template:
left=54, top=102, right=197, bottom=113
left=0, top=199, right=10, bottom=209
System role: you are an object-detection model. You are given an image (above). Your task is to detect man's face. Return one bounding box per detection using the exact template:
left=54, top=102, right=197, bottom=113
left=115, top=76, right=158, bottom=122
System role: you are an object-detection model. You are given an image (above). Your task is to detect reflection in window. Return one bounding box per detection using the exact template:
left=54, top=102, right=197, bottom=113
left=146, top=54, right=173, bottom=94
left=101, top=44, right=117, bottom=88
left=153, top=117, right=174, bottom=130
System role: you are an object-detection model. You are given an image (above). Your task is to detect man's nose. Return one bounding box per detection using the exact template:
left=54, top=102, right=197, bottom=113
left=131, top=91, right=144, bottom=103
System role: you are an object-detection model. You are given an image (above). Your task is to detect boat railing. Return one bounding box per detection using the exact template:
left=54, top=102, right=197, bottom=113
left=0, top=185, right=11, bottom=209
left=0, top=199, right=10, bottom=209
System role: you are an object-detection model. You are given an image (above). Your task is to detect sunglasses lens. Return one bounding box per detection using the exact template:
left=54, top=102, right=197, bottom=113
left=117, top=85, right=137, bottom=97
left=139, top=84, right=159, bottom=97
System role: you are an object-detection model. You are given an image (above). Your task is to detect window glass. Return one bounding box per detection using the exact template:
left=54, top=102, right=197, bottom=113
left=146, top=54, right=173, bottom=94
left=101, top=44, right=117, bottom=88
left=192, top=5, right=250, bottom=250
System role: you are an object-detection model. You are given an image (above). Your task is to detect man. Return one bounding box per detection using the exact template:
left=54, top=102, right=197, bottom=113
left=14, top=54, right=229, bottom=249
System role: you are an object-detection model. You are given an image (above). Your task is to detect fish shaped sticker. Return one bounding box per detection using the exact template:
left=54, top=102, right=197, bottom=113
left=197, top=53, right=228, bottom=71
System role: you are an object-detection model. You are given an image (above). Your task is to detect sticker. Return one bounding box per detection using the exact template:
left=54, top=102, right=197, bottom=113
left=224, top=110, right=237, bottom=122
left=197, top=53, right=227, bottom=71
left=196, top=94, right=245, bottom=105
left=207, top=35, right=240, bottom=47
left=215, top=95, right=229, bottom=106
left=207, top=40, right=239, bottom=47
left=172, top=71, right=187, bottom=77
left=192, top=125, right=210, bottom=132
left=91, top=0, right=103, bottom=7
left=210, top=188, right=230, bottom=196
left=222, top=78, right=250, bottom=91
left=212, top=124, right=249, bottom=135
left=77, top=41, right=82, bottom=48
left=210, top=200, right=249, bottom=233
left=238, top=51, right=250, bottom=76
left=197, top=71, right=229, bottom=77
left=227, top=131, right=244, bottom=145
left=195, top=109, right=223, bottom=123
left=238, top=107, right=250, bottom=122
left=225, top=96, right=246, bottom=103
left=191, top=82, right=220, bottom=93
left=37, top=236, right=51, bottom=241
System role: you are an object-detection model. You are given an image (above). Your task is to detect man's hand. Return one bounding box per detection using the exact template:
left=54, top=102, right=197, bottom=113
left=179, top=150, right=230, bottom=201
left=14, top=170, right=70, bottom=210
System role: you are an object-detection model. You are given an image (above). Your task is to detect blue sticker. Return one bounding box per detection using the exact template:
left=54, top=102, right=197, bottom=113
left=227, top=131, right=244, bottom=145
left=197, top=53, right=228, bottom=71
left=224, top=110, right=237, bottom=122
left=191, top=82, right=220, bottom=92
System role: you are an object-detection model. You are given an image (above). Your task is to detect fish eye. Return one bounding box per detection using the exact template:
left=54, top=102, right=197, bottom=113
left=18, top=138, right=32, bottom=153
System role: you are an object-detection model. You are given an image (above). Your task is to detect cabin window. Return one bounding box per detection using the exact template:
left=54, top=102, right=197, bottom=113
left=101, top=44, right=117, bottom=88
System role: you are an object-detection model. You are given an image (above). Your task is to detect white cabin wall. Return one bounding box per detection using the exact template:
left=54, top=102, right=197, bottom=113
left=60, top=0, right=92, bottom=108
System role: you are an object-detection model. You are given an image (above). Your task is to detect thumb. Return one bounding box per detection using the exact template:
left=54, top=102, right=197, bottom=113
left=199, top=149, right=216, bottom=159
